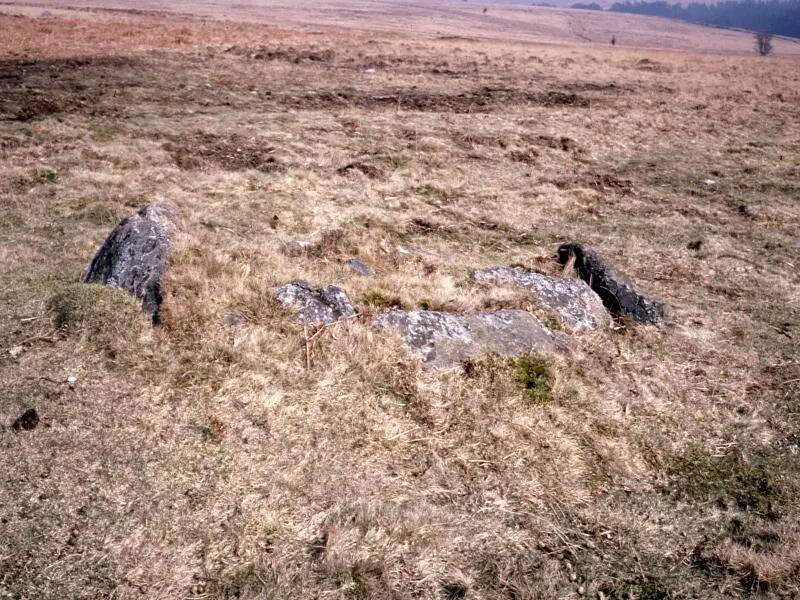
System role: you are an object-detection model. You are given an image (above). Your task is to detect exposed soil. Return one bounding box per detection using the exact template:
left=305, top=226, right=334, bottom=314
left=336, top=161, right=384, bottom=178
left=225, top=44, right=335, bottom=63
left=286, top=87, right=590, bottom=112
left=163, top=132, right=282, bottom=173
left=0, top=56, right=142, bottom=121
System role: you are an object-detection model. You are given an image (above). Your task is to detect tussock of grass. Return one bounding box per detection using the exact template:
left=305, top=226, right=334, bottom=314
left=47, top=283, right=149, bottom=357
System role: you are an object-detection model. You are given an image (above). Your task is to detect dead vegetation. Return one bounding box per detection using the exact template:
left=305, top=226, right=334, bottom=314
left=0, top=8, right=799, bottom=600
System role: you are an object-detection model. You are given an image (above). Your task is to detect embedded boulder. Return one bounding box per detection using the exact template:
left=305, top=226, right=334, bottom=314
left=373, top=309, right=568, bottom=369
left=472, top=266, right=611, bottom=333
left=346, top=258, right=373, bottom=277
left=557, top=243, right=664, bottom=326
left=83, top=204, right=175, bottom=321
left=274, top=282, right=356, bottom=325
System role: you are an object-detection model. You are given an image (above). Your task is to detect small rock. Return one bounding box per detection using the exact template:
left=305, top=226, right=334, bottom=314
left=346, top=258, right=373, bottom=276
left=12, top=408, right=39, bottom=431
left=274, top=281, right=356, bottom=325
left=472, top=266, right=610, bottom=333
left=67, top=375, right=77, bottom=388
left=703, top=179, right=716, bottom=188
left=373, top=309, right=568, bottom=369
left=223, top=313, right=245, bottom=327
left=279, top=239, right=315, bottom=257
left=557, top=243, right=664, bottom=326
left=9, top=346, right=23, bottom=359
left=83, top=204, right=175, bottom=321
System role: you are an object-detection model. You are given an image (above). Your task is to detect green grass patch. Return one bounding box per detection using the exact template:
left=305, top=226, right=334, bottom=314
left=669, top=444, right=800, bottom=517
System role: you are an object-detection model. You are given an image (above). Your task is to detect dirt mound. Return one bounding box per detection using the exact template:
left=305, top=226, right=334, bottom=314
left=0, top=56, right=139, bottom=121
left=225, top=45, right=334, bottom=63
left=285, top=87, right=589, bottom=112
left=163, top=132, right=282, bottom=173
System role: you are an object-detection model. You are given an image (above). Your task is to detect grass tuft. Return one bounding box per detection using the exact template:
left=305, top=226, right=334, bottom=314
left=46, top=283, right=148, bottom=358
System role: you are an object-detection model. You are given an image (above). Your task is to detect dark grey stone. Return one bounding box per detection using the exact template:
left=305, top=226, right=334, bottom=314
left=472, top=266, right=610, bottom=333
left=373, top=309, right=568, bottom=369
left=12, top=408, right=39, bottom=431
left=346, top=258, right=373, bottom=276
left=557, top=243, right=664, bottom=326
left=274, top=281, right=356, bottom=325
left=83, top=204, right=175, bottom=321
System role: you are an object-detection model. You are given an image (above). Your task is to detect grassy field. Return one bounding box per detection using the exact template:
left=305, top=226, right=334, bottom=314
left=5, top=0, right=800, bottom=54
left=1, top=7, right=799, bottom=600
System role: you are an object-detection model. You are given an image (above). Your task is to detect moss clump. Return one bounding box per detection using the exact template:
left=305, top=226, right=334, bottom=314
left=541, top=311, right=563, bottom=332
left=47, top=283, right=147, bottom=358
left=513, top=355, right=552, bottom=404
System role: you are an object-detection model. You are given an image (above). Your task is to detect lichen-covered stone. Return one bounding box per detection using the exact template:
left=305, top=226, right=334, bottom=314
left=557, top=243, right=664, bottom=326
left=373, top=308, right=568, bottom=369
left=472, top=266, right=611, bottom=333
left=83, top=204, right=175, bottom=321
left=274, top=281, right=356, bottom=325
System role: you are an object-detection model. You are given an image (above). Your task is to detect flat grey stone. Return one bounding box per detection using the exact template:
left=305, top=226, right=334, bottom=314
left=373, top=309, right=567, bottom=369
left=558, top=243, right=664, bottom=326
left=223, top=313, right=245, bottom=327
left=346, top=258, right=373, bottom=276
left=83, top=203, right=175, bottom=321
left=472, top=266, right=611, bottom=333
left=274, top=281, right=356, bottom=325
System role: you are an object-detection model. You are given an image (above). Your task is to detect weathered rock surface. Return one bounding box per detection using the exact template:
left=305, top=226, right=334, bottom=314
left=373, top=309, right=567, bottom=369
left=557, top=243, right=664, bottom=325
left=83, top=204, right=175, bottom=320
left=472, top=266, right=611, bottom=333
left=274, top=282, right=356, bottom=325
left=346, top=258, right=373, bottom=277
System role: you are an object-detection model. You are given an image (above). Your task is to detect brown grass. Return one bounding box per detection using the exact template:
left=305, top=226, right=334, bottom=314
left=4, top=0, right=800, bottom=55
left=1, top=9, right=799, bottom=599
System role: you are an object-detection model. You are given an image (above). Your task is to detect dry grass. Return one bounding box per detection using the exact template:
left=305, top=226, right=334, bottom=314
left=1, top=9, right=799, bottom=599
left=5, top=0, right=800, bottom=55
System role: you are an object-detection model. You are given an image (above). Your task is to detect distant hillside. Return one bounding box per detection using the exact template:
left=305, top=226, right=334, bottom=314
left=4, top=0, right=800, bottom=53
left=610, top=0, right=800, bottom=38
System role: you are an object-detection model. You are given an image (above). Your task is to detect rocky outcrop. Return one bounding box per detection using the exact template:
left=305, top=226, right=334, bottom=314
left=373, top=309, right=568, bottom=369
left=557, top=243, right=664, bottom=325
left=83, top=204, right=175, bottom=321
left=274, top=282, right=356, bottom=325
left=472, top=266, right=610, bottom=333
